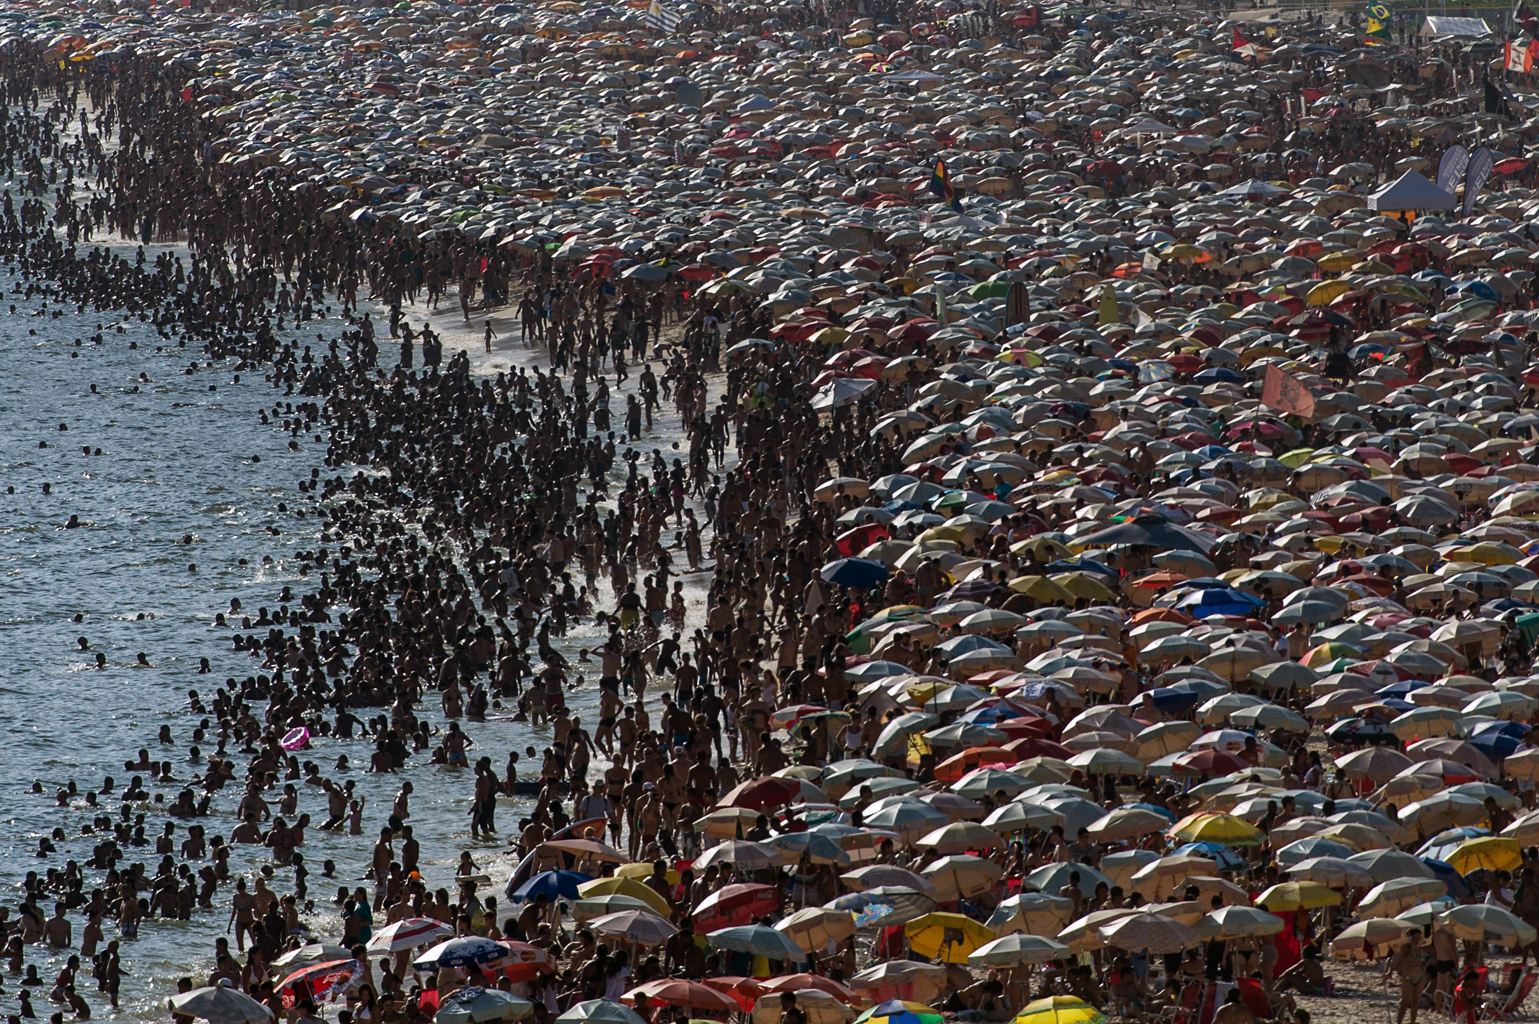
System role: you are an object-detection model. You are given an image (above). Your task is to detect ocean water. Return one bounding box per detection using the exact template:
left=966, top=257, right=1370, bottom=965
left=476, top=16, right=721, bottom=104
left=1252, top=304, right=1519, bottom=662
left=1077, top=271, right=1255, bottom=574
left=0, top=263, right=623, bottom=1020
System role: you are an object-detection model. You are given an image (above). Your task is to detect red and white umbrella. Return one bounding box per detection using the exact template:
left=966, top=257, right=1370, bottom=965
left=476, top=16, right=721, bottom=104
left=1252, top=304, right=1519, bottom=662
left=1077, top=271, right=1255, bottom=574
left=366, top=917, right=455, bottom=954
left=277, top=960, right=361, bottom=1008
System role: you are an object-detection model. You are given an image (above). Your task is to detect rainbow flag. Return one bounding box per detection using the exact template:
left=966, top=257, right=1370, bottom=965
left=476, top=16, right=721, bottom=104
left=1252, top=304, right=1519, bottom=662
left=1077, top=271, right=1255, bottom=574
left=929, top=158, right=962, bottom=213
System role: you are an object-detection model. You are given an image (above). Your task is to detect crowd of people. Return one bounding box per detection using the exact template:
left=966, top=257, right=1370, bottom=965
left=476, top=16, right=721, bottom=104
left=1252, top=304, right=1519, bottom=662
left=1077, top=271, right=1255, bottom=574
left=4, top=4, right=1539, bottom=1024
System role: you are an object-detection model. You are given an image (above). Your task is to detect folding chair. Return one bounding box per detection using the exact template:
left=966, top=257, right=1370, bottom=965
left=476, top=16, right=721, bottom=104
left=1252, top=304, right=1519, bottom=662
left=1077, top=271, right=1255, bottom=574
left=1478, top=970, right=1537, bottom=1021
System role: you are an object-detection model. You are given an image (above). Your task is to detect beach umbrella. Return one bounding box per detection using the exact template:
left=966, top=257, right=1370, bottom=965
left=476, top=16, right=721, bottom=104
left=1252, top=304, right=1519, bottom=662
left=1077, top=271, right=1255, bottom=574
left=366, top=918, right=454, bottom=954
left=1168, top=812, right=1262, bottom=846
left=1198, top=907, right=1284, bottom=939
left=750, top=992, right=850, bottom=1024
left=1255, top=882, right=1341, bottom=911
left=852, top=1001, right=943, bottom=1024
left=1084, top=807, right=1170, bottom=843
left=277, top=961, right=360, bottom=1007
left=271, top=944, right=351, bottom=972
left=721, top=776, right=811, bottom=811
left=1446, top=836, right=1522, bottom=876
left=572, top=895, right=653, bottom=923
left=693, top=840, right=782, bottom=872
left=986, top=892, right=1075, bottom=935
left=1014, top=996, right=1105, bottom=1024
left=168, top=986, right=273, bottom=1024
left=1286, top=856, right=1373, bottom=887
left=775, top=907, right=856, bottom=953
left=436, top=989, right=534, bottom=1024
left=622, top=981, right=736, bottom=1013
left=921, top=855, right=1003, bottom=900
left=1439, top=904, right=1538, bottom=947
left=590, top=910, right=678, bottom=946
left=1098, top=912, right=1201, bottom=955
left=968, top=934, right=1071, bottom=967
left=982, top=799, right=1062, bottom=833
left=842, top=865, right=935, bottom=895
left=1329, top=918, right=1419, bottom=960
left=708, top=925, right=807, bottom=963
left=1025, top=862, right=1113, bottom=898
left=1058, top=909, right=1139, bottom=954
left=915, top=822, right=1004, bottom=853
left=413, top=937, right=506, bottom=971
left=510, top=869, right=591, bottom=902
left=693, top=883, right=782, bottom=931
left=904, top=912, right=995, bottom=963
left=827, top=887, right=937, bottom=927
left=557, top=1003, right=646, bottom=1024
left=1348, top=849, right=1436, bottom=883
left=1357, top=877, right=1448, bottom=918
left=577, top=878, right=671, bottom=917
left=757, top=976, right=856, bottom=1004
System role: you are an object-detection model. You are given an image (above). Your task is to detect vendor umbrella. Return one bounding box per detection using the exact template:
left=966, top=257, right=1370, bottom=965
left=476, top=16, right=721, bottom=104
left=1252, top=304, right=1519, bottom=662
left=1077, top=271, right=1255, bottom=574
left=413, top=936, right=507, bottom=971
left=277, top=960, right=360, bottom=1008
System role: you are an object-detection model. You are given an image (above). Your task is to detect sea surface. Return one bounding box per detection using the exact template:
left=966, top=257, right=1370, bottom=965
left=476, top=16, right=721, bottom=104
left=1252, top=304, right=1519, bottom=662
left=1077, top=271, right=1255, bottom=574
left=0, top=261, right=616, bottom=1020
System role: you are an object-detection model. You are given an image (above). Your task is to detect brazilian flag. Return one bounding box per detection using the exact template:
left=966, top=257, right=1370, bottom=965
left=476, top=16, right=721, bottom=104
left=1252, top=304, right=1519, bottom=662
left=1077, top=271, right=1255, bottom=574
left=1364, top=1, right=1393, bottom=43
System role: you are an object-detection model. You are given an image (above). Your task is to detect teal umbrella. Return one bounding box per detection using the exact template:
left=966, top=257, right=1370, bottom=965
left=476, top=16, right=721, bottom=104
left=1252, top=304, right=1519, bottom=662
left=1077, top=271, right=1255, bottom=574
left=707, top=925, right=808, bottom=962
left=436, top=989, right=534, bottom=1024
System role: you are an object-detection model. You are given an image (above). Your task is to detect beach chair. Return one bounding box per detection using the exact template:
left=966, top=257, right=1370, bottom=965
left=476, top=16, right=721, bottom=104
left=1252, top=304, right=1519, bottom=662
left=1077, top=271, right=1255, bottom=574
left=1478, top=970, right=1537, bottom=1021
left=1151, top=981, right=1205, bottom=1024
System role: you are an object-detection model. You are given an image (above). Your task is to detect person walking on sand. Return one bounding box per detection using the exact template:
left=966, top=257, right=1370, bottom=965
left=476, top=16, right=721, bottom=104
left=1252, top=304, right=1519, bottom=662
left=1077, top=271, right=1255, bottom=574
left=1390, top=929, right=1429, bottom=1024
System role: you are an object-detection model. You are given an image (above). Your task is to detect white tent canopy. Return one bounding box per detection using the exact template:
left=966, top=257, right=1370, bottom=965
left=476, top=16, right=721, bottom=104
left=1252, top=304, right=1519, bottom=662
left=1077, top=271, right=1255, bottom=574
left=1367, top=169, right=1456, bottom=212
left=1421, top=16, right=1491, bottom=38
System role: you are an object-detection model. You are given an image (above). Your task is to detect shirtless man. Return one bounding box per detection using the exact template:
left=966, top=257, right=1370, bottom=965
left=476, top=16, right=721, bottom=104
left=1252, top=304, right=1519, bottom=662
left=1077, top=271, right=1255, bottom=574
left=43, top=904, right=71, bottom=949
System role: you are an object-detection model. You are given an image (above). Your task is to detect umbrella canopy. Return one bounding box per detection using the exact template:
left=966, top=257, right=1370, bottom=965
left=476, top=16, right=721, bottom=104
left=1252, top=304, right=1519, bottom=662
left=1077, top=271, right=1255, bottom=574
left=413, top=937, right=509, bottom=971
left=590, top=910, right=678, bottom=946
left=367, top=918, right=454, bottom=954
left=708, top=925, right=808, bottom=962
left=1015, top=996, right=1105, bottom=1024
left=968, top=934, right=1072, bottom=967
left=1097, top=912, right=1202, bottom=955
left=436, top=989, right=535, bottom=1024
left=168, top=986, right=273, bottom=1024
left=903, top=912, right=996, bottom=963
left=556, top=1002, right=647, bottom=1024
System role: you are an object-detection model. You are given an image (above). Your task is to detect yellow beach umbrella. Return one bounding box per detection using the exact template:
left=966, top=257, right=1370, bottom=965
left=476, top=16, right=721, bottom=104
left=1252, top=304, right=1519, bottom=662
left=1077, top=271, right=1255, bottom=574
left=1168, top=812, right=1263, bottom=846
left=577, top=877, right=671, bottom=917
left=904, top=912, right=995, bottom=964
left=1256, top=881, right=1342, bottom=911
left=1015, top=996, right=1105, bottom=1024
left=1446, top=836, right=1522, bottom=877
